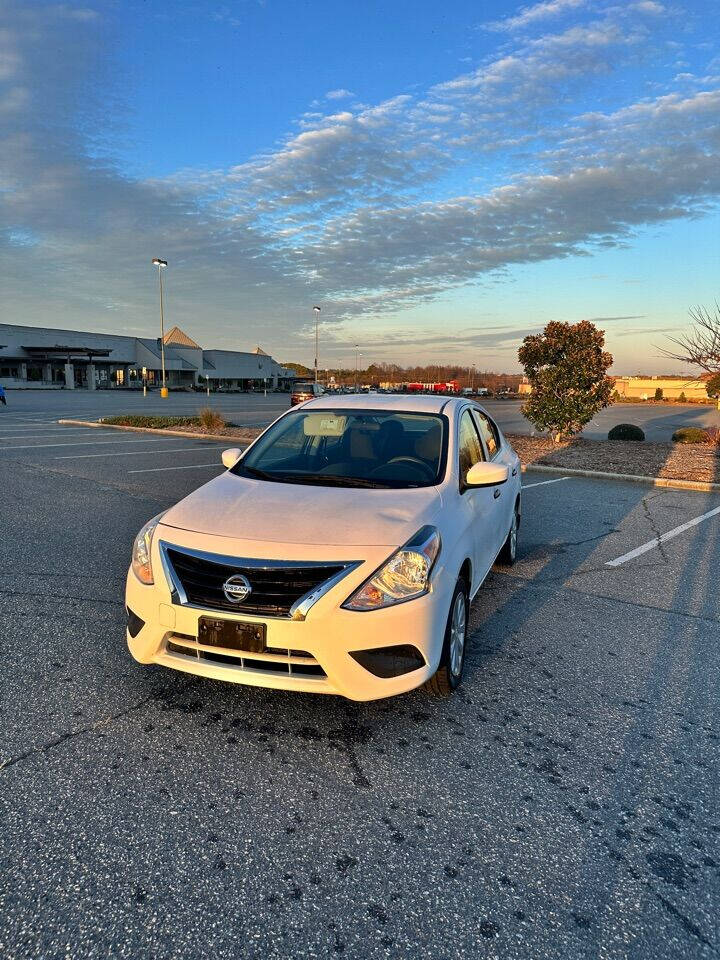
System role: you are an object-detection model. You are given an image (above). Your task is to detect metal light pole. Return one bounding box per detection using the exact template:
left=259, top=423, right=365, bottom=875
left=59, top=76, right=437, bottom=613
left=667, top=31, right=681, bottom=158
left=152, top=258, right=168, bottom=397
left=313, top=306, right=321, bottom=383
left=355, top=345, right=361, bottom=392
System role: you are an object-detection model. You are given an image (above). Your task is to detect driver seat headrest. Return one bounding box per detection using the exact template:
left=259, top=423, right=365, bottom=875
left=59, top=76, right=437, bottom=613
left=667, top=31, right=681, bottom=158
left=348, top=427, right=375, bottom=460
left=414, top=424, right=441, bottom=461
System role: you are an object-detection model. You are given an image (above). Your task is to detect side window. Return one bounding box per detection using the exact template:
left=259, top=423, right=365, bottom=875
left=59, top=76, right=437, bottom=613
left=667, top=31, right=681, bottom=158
left=472, top=410, right=500, bottom=458
left=458, top=410, right=485, bottom=486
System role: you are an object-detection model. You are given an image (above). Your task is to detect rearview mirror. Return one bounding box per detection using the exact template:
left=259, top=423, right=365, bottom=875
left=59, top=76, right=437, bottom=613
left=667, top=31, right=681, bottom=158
left=221, top=447, right=242, bottom=469
left=465, top=461, right=509, bottom=488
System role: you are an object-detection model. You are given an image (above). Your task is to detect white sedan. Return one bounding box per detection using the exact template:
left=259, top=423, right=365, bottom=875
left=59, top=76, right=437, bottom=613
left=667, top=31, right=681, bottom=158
left=125, top=395, right=521, bottom=701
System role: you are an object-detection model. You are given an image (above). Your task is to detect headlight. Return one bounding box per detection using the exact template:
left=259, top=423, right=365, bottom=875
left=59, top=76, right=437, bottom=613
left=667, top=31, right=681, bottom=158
left=343, top=526, right=441, bottom=611
left=131, top=513, right=164, bottom=585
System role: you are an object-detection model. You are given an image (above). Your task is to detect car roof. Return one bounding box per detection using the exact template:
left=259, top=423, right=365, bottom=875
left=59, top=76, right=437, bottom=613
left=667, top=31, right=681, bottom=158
left=301, top=393, right=461, bottom=414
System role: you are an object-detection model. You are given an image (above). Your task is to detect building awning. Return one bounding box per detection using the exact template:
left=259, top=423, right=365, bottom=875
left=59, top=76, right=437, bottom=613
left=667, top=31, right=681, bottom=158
left=21, top=345, right=112, bottom=360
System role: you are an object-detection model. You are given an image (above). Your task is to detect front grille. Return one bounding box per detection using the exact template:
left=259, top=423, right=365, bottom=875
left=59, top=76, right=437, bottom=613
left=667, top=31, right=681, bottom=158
left=167, top=639, right=327, bottom=678
left=165, top=547, right=344, bottom=618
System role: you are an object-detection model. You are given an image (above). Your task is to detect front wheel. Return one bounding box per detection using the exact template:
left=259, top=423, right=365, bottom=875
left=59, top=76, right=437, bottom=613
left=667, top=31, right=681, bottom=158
left=498, top=502, right=519, bottom=566
left=425, top=579, right=468, bottom=696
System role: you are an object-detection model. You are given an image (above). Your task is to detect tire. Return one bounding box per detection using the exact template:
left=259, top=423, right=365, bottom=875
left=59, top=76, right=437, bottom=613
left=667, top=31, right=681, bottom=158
left=497, top=501, right=519, bottom=566
left=425, top=578, right=468, bottom=696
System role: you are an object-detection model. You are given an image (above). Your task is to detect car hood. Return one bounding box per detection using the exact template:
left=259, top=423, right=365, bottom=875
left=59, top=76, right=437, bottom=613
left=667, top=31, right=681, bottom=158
left=161, top=471, right=443, bottom=546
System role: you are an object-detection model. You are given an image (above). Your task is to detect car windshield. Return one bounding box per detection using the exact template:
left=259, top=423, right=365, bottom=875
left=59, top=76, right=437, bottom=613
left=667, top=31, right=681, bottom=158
left=233, top=409, right=447, bottom=488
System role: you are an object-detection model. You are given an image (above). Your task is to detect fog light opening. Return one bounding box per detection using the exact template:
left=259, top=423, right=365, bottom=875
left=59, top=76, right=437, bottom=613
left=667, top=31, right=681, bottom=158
left=350, top=645, right=426, bottom=679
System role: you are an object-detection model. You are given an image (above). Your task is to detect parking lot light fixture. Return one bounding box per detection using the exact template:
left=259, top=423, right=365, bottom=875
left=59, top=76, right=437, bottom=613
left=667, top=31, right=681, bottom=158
left=152, top=258, right=168, bottom=398
left=313, top=306, right=321, bottom=383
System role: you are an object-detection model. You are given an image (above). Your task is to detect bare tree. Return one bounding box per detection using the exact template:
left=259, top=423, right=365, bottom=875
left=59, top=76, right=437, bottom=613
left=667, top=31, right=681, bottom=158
left=663, top=303, right=720, bottom=372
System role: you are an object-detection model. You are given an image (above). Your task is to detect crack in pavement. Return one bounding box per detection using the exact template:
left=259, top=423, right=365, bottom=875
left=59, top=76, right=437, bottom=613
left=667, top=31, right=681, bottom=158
left=0, top=695, right=155, bottom=772
left=641, top=496, right=671, bottom=564
left=598, top=839, right=720, bottom=956
left=551, top=530, right=620, bottom=549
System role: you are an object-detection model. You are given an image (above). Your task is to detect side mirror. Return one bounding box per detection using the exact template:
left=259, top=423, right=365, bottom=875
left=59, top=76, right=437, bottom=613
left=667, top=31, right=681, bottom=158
left=221, top=447, right=242, bottom=469
left=465, top=461, right=509, bottom=488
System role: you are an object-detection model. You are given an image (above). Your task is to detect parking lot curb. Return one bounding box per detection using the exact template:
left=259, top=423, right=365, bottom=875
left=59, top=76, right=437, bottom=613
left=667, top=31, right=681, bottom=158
left=522, top=463, right=720, bottom=493
left=57, top=419, right=258, bottom=444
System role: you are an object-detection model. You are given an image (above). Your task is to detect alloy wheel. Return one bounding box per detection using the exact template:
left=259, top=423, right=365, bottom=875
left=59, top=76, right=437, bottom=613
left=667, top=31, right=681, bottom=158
left=509, top=510, right=518, bottom=561
left=449, top=592, right=467, bottom=677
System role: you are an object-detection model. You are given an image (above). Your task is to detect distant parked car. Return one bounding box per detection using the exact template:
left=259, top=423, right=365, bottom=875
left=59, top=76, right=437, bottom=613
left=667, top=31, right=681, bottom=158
left=290, top=382, right=325, bottom=406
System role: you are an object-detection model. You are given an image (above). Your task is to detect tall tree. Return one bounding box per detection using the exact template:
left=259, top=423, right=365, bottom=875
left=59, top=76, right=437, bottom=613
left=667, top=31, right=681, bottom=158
left=518, top=320, right=613, bottom=440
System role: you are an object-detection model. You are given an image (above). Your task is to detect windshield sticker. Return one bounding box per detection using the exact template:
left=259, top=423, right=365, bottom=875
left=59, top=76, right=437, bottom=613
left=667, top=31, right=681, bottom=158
left=303, top=414, right=347, bottom=437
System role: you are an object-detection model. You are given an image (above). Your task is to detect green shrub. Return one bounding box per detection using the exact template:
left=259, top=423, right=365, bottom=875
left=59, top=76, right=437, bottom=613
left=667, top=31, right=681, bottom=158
left=101, top=412, right=228, bottom=431
left=654, top=387, right=663, bottom=401
left=672, top=427, right=708, bottom=444
left=101, top=415, right=197, bottom=428
left=677, top=391, right=687, bottom=402
left=608, top=423, right=645, bottom=441
left=705, top=372, right=720, bottom=398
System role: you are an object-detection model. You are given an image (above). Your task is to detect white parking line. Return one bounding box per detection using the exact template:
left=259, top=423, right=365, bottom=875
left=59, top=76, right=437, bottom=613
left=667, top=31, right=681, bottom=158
left=54, top=446, right=224, bottom=460
left=0, top=424, right=72, bottom=430
left=606, top=505, right=720, bottom=567
left=0, top=438, right=195, bottom=451
left=522, top=476, right=570, bottom=489
left=0, top=424, right=66, bottom=430
left=128, top=463, right=221, bottom=473
left=0, top=431, right=119, bottom=441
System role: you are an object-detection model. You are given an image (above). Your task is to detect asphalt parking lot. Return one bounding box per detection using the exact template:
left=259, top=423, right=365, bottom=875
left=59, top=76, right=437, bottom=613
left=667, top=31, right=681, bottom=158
left=1, top=406, right=719, bottom=959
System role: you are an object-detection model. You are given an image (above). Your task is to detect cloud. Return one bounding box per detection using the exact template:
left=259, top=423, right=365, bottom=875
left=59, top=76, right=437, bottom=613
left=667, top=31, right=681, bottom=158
left=290, top=131, right=720, bottom=304
left=214, top=95, right=431, bottom=216
left=586, top=315, right=647, bottom=322
left=487, top=0, right=590, bottom=33
left=613, top=325, right=675, bottom=336
left=631, top=1, right=665, bottom=13
left=0, top=0, right=718, bottom=367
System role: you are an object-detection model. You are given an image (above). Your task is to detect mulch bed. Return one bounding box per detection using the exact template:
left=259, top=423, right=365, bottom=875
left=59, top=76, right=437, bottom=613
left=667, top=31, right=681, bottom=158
left=509, top=435, right=720, bottom=484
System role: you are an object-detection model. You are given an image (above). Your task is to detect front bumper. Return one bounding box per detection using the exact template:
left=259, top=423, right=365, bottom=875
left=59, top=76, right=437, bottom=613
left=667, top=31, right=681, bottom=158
left=125, top=528, right=454, bottom=701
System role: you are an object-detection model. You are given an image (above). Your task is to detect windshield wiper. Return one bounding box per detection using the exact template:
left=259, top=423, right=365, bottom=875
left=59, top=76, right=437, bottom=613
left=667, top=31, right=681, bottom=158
left=264, top=472, right=390, bottom=488
left=240, top=465, right=275, bottom=481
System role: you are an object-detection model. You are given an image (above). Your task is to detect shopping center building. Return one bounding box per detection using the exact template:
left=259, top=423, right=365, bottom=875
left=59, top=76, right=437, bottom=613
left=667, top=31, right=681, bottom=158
left=0, top=322, right=293, bottom=391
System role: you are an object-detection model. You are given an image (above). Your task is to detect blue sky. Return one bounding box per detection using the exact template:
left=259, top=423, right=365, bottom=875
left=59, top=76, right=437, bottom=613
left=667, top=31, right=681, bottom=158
left=1, top=0, right=719, bottom=372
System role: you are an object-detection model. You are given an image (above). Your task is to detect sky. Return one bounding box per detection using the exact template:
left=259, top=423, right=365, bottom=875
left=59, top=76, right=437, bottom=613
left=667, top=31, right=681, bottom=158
left=1, top=0, right=719, bottom=373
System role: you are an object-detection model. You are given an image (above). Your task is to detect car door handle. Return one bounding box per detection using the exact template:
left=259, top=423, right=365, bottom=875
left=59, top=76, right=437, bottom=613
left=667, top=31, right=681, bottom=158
left=493, top=488, right=501, bottom=499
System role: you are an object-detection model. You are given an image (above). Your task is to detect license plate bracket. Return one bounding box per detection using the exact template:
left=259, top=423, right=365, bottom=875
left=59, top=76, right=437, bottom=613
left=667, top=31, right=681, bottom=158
left=198, top=617, right=266, bottom=654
